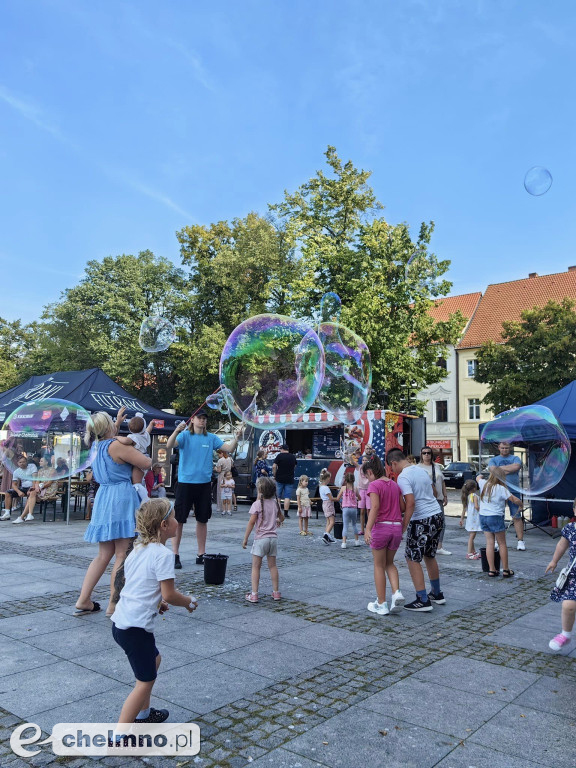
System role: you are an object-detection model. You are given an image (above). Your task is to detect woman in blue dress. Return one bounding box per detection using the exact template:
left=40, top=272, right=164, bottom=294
left=74, top=412, right=152, bottom=616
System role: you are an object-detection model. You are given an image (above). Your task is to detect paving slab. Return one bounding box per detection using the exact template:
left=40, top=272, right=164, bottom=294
left=217, top=608, right=315, bottom=637
left=412, top=656, right=540, bottom=702
left=470, top=703, right=575, bottom=768
left=286, top=707, right=456, bottom=768
left=213, top=638, right=334, bottom=680
left=434, top=741, right=551, bottom=768
left=358, top=677, right=506, bottom=739
left=514, top=675, right=576, bottom=717
left=0, top=609, right=80, bottom=639
left=19, top=621, right=117, bottom=660
left=159, top=621, right=262, bottom=656
left=279, top=623, right=377, bottom=655
left=484, top=623, right=576, bottom=657
left=0, top=637, right=61, bottom=677
left=247, top=746, right=331, bottom=767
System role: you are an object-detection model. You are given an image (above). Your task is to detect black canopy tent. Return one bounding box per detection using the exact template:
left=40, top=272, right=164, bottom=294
left=0, top=368, right=187, bottom=434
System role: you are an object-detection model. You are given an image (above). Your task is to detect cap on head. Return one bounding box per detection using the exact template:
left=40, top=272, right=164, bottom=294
left=194, top=408, right=208, bottom=418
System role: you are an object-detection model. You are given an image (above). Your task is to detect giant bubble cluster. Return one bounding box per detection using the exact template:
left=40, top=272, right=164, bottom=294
left=218, top=298, right=372, bottom=427
left=481, top=404, right=570, bottom=496
left=0, top=398, right=94, bottom=482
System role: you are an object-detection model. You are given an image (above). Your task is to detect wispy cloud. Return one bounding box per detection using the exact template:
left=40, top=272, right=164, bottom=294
left=0, top=83, right=194, bottom=220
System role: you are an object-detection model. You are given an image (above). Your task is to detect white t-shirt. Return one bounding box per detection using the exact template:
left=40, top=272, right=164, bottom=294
left=129, top=430, right=151, bottom=454
left=397, top=465, right=439, bottom=521
left=478, top=479, right=512, bottom=517
left=13, top=466, right=38, bottom=489
left=111, top=542, right=175, bottom=633
left=319, top=484, right=333, bottom=502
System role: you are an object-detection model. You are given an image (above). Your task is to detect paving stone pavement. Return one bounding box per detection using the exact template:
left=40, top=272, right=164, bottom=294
left=0, top=500, right=574, bottom=767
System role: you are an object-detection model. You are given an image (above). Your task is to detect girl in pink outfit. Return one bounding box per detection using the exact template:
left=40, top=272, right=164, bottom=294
left=242, top=477, right=284, bottom=602
left=337, top=472, right=361, bottom=549
left=363, top=455, right=406, bottom=616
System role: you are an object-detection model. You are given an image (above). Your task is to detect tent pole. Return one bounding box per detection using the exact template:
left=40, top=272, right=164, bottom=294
left=66, top=430, right=72, bottom=525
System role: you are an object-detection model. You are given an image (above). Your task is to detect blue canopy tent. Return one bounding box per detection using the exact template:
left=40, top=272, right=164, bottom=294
left=531, top=382, right=576, bottom=523
left=0, top=368, right=187, bottom=434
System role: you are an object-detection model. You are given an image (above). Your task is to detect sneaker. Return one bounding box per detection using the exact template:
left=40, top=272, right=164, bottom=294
left=517, top=541, right=526, bottom=551
left=322, top=533, right=332, bottom=545
left=341, top=542, right=347, bottom=549
left=174, top=555, right=182, bottom=569
left=390, top=590, right=405, bottom=612
left=403, top=597, right=433, bottom=612
left=271, top=591, right=281, bottom=600
left=12, top=517, right=24, bottom=524
left=436, top=547, right=452, bottom=555
left=466, top=552, right=479, bottom=560
left=0, top=511, right=10, bottom=520
left=221, top=511, right=225, bottom=516
left=227, top=511, right=232, bottom=516
left=195, top=554, right=205, bottom=565
left=284, top=512, right=290, bottom=519
left=427, top=591, right=446, bottom=605
left=245, top=592, right=259, bottom=603
left=328, top=534, right=336, bottom=542
left=135, top=707, right=169, bottom=723
left=367, top=600, right=390, bottom=615
left=354, top=539, right=362, bottom=546
left=549, top=633, right=571, bottom=652
left=25, top=514, right=34, bottom=521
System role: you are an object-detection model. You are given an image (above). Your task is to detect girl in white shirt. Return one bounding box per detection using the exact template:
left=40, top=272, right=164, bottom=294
left=478, top=468, right=522, bottom=578
left=319, top=469, right=337, bottom=545
left=111, top=498, right=198, bottom=730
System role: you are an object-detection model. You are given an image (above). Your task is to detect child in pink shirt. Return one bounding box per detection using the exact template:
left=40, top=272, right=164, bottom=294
left=363, top=455, right=406, bottom=616
left=336, top=472, right=361, bottom=549
left=242, top=477, right=284, bottom=603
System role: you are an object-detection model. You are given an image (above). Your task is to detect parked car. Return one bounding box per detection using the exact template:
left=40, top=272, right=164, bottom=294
left=442, top=462, right=477, bottom=489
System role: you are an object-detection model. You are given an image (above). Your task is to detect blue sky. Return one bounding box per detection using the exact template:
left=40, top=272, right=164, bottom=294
left=1, top=0, right=575, bottom=323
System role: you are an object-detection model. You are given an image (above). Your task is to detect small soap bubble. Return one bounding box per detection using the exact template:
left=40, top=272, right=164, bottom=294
left=320, top=292, right=342, bottom=322
left=524, top=166, right=552, bottom=196
left=219, top=314, right=325, bottom=425
left=0, top=398, right=94, bottom=482
left=481, top=405, right=570, bottom=495
left=139, top=316, right=177, bottom=353
left=316, top=322, right=372, bottom=424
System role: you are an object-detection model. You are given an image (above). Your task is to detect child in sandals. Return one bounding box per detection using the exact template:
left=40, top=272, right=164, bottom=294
left=477, top=467, right=522, bottom=577
left=242, top=477, right=284, bottom=602
left=459, top=479, right=481, bottom=559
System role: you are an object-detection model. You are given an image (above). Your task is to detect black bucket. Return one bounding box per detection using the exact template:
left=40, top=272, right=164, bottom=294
left=480, top=547, right=501, bottom=573
left=333, top=521, right=343, bottom=540
left=203, top=553, right=229, bottom=585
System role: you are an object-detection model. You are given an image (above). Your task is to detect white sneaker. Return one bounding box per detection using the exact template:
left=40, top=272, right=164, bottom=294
left=227, top=511, right=232, bottom=516
left=25, top=514, right=34, bottom=521
left=12, top=517, right=24, bottom=524
left=0, top=511, right=10, bottom=520
left=367, top=600, right=390, bottom=616
left=341, top=542, right=347, bottom=549
left=517, top=541, right=526, bottom=551
left=436, top=547, right=452, bottom=556
left=354, top=539, right=362, bottom=546
left=390, top=590, right=405, bottom=613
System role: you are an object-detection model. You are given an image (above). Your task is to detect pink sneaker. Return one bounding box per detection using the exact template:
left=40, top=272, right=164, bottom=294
left=549, top=633, right=571, bottom=652
left=272, top=591, right=281, bottom=600
left=466, top=552, right=481, bottom=560
left=245, top=593, right=259, bottom=603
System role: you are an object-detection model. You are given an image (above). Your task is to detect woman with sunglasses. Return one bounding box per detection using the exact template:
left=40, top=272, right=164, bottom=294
left=419, top=447, right=451, bottom=555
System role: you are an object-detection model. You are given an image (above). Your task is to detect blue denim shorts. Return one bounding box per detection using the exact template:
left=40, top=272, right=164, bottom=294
left=276, top=482, right=294, bottom=500
left=479, top=514, right=506, bottom=533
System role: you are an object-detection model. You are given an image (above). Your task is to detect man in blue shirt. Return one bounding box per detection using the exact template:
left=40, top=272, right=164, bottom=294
left=488, top=441, right=525, bottom=551
left=167, top=409, right=242, bottom=568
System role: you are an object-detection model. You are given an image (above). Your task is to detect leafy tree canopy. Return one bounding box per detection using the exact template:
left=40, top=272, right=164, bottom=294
left=475, top=299, right=576, bottom=415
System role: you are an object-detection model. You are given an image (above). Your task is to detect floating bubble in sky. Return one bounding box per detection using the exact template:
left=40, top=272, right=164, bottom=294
left=480, top=404, right=570, bottom=496
left=524, top=166, right=553, bottom=196
left=316, top=322, right=372, bottom=425
left=405, top=250, right=427, bottom=279
left=219, top=314, right=325, bottom=426
left=206, top=393, right=223, bottom=410
left=320, top=292, right=342, bottom=322
left=139, top=316, right=177, bottom=353
left=0, top=399, right=94, bottom=482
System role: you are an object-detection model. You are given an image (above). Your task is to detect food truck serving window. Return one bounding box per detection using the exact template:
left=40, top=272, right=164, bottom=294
left=312, top=427, right=341, bottom=458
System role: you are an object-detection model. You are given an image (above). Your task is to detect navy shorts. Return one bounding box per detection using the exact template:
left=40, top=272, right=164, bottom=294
left=175, top=481, right=212, bottom=524
left=112, top=624, right=159, bottom=682
left=276, top=482, right=294, bottom=500
left=479, top=514, right=506, bottom=534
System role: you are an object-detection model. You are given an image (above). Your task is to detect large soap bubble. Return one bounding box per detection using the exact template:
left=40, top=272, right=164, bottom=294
left=405, top=250, right=427, bottom=279
left=139, top=316, right=177, bottom=353
left=0, top=399, right=95, bottom=481
left=320, top=292, right=342, bottom=322
left=316, top=322, right=372, bottom=424
left=219, top=314, right=325, bottom=425
left=206, top=393, right=223, bottom=410
left=481, top=405, right=570, bottom=496
left=524, top=166, right=553, bottom=196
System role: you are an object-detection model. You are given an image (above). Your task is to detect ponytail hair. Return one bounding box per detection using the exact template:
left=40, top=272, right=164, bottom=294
left=362, top=455, right=385, bottom=479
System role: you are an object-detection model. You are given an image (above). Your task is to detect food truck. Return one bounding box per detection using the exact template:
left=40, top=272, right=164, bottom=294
left=231, top=409, right=426, bottom=501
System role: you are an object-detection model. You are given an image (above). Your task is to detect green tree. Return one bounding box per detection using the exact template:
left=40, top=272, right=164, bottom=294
left=475, top=299, right=576, bottom=414
left=39, top=251, right=188, bottom=408
left=0, top=318, right=44, bottom=392
left=271, top=146, right=465, bottom=412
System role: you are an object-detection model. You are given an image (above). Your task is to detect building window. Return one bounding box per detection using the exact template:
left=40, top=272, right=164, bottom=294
left=467, top=359, right=478, bottom=378
left=468, top=398, right=481, bottom=420
left=436, top=357, right=447, bottom=370
left=435, top=400, right=448, bottom=422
